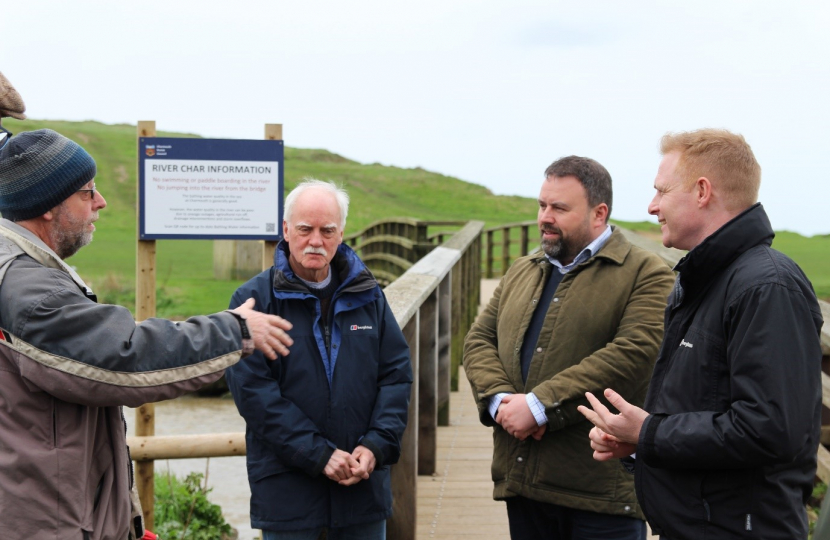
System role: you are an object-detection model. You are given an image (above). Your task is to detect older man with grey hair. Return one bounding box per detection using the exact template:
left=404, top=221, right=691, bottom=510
left=226, top=179, right=413, bottom=540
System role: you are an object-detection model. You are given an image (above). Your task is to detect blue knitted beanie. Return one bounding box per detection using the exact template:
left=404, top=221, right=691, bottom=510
left=0, top=129, right=97, bottom=221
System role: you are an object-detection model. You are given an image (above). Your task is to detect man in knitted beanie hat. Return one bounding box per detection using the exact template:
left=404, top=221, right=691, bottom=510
left=0, top=129, right=100, bottom=258
left=0, top=129, right=295, bottom=540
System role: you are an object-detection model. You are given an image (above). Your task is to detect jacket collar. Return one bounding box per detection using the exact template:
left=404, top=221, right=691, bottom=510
left=529, top=226, right=631, bottom=269
left=0, top=218, right=94, bottom=296
left=675, top=203, right=773, bottom=292
left=272, top=240, right=378, bottom=296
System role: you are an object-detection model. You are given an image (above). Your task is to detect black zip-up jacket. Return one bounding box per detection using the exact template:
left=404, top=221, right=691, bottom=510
left=634, top=204, right=823, bottom=538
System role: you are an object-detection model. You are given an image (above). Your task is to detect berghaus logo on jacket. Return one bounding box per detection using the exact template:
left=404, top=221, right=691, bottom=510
left=350, top=325, right=373, bottom=331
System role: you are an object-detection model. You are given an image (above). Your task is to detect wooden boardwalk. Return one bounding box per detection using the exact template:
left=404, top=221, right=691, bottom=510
left=417, top=278, right=508, bottom=539
left=416, top=366, right=510, bottom=539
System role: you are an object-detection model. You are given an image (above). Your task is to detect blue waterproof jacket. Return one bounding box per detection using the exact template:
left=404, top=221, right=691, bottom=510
left=226, top=241, right=412, bottom=532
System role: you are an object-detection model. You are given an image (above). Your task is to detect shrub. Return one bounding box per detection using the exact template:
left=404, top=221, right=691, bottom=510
left=154, top=470, right=233, bottom=540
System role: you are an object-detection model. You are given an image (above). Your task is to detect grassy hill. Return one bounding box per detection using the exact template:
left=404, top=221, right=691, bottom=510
left=3, top=118, right=828, bottom=316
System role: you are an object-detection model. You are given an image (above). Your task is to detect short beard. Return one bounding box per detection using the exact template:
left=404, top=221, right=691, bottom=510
left=49, top=204, right=95, bottom=259
left=541, top=231, right=573, bottom=261
left=540, top=222, right=592, bottom=263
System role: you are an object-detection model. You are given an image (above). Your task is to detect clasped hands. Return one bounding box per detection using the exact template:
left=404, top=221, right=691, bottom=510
left=323, top=445, right=376, bottom=486
left=496, top=394, right=546, bottom=441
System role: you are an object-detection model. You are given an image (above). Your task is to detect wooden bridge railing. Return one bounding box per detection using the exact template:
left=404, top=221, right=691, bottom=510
left=343, top=218, right=467, bottom=286
left=127, top=219, right=483, bottom=539
left=483, top=220, right=536, bottom=278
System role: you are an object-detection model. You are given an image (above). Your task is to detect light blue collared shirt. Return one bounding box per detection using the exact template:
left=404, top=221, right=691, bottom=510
left=490, top=225, right=613, bottom=427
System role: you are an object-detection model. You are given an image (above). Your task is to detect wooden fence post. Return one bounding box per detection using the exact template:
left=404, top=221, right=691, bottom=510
left=135, top=120, right=157, bottom=531
left=501, top=227, right=510, bottom=276
left=389, top=316, right=419, bottom=540
left=437, top=274, right=452, bottom=426
left=486, top=229, right=494, bottom=278
left=418, top=290, right=438, bottom=475
left=263, top=124, right=282, bottom=269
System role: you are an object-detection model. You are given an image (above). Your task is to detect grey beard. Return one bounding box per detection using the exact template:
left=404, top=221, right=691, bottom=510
left=51, top=227, right=92, bottom=259
left=49, top=205, right=94, bottom=259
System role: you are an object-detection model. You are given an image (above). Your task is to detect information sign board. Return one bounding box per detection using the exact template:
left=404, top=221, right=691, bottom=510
left=138, top=137, right=283, bottom=240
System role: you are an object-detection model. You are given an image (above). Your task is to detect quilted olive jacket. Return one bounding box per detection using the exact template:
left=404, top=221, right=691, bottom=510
left=464, top=227, right=674, bottom=519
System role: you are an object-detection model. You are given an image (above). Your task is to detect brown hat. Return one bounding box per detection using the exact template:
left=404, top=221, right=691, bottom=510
left=0, top=72, right=26, bottom=120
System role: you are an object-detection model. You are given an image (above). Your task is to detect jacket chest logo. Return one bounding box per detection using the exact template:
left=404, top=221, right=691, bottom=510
left=679, top=339, right=694, bottom=349
left=350, top=325, right=373, bottom=331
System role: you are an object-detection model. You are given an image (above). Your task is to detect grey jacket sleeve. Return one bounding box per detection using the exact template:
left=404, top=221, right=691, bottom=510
left=0, top=257, right=244, bottom=407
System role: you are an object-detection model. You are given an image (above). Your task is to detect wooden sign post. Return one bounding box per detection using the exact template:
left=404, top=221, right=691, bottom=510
left=262, top=124, right=282, bottom=270
left=135, top=120, right=157, bottom=530
left=133, top=122, right=283, bottom=531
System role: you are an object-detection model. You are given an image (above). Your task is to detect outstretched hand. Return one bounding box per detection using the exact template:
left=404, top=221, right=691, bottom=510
left=577, top=388, right=648, bottom=446
left=232, top=298, right=294, bottom=360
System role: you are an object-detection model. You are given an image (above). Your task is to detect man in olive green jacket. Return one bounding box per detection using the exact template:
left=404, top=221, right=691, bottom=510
left=464, top=156, right=674, bottom=540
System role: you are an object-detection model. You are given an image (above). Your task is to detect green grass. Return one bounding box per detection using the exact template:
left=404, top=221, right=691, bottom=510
left=772, top=232, right=830, bottom=300
left=4, top=118, right=828, bottom=316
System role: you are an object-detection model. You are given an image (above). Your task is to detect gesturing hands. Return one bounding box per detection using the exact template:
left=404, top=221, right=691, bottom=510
left=324, top=445, right=377, bottom=486
left=577, top=388, right=648, bottom=461
left=231, top=298, right=294, bottom=359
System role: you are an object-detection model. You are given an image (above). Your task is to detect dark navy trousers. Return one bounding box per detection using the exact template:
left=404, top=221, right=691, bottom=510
left=506, top=496, right=646, bottom=540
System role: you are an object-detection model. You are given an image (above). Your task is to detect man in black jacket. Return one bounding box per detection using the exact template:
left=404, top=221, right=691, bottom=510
left=578, top=129, right=824, bottom=539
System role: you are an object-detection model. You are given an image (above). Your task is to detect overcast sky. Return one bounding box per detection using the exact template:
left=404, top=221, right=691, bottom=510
left=5, top=1, right=828, bottom=235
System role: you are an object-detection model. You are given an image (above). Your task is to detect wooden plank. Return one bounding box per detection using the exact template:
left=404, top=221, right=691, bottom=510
left=135, top=120, right=157, bottom=530
left=416, top=365, right=510, bottom=540
left=419, top=291, right=438, bottom=475
left=127, top=433, right=245, bottom=460
left=817, top=443, right=830, bottom=485
left=500, top=228, right=510, bottom=277
left=486, top=230, right=494, bottom=278
left=390, top=317, right=419, bottom=540
left=821, top=299, right=830, bottom=356
left=823, top=371, right=830, bottom=410
left=437, top=275, right=452, bottom=426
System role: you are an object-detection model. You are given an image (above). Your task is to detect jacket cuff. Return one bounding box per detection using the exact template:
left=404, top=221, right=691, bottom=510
left=360, top=436, right=385, bottom=468
left=540, top=390, right=565, bottom=431
left=638, top=413, right=666, bottom=468
left=224, top=310, right=254, bottom=356
left=310, top=440, right=337, bottom=478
